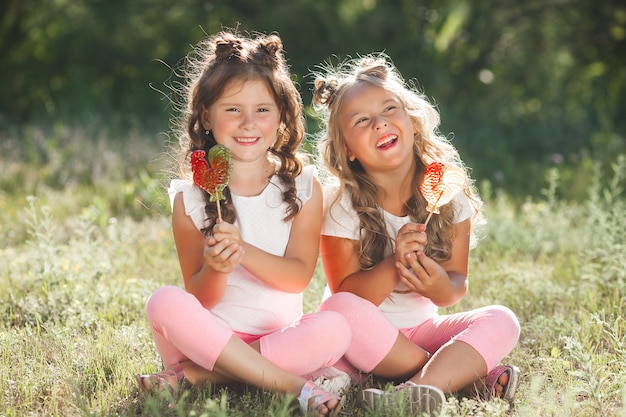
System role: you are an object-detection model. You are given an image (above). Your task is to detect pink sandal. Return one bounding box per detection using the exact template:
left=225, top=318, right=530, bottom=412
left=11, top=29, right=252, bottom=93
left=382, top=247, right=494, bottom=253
left=483, top=365, right=520, bottom=401
left=298, top=380, right=345, bottom=416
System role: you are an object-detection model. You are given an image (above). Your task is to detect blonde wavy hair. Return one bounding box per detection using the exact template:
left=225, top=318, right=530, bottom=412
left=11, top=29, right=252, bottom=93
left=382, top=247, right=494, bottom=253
left=312, top=54, right=484, bottom=268
left=172, top=30, right=306, bottom=235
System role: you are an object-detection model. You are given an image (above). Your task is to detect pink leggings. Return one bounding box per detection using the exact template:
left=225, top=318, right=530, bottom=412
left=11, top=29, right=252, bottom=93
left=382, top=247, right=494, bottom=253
left=146, top=286, right=351, bottom=378
left=318, top=292, right=520, bottom=377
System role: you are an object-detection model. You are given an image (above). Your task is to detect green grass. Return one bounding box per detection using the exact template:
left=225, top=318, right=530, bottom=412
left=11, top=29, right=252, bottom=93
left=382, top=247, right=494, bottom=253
left=1, top=128, right=625, bottom=416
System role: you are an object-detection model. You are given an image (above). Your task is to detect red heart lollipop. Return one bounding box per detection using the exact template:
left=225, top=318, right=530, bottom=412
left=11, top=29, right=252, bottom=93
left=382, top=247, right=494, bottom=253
left=190, top=145, right=232, bottom=221
left=420, top=162, right=465, bottom=225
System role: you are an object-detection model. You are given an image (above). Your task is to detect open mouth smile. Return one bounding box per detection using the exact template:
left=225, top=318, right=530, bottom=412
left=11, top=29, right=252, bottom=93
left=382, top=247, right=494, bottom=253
left=234, top=137, right=260, bottom=144
left=376, top=134, right=398, bottom=149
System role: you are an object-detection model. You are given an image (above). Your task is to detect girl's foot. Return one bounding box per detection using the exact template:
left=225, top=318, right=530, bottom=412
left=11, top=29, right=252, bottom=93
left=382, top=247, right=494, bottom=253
left=482, top=365, right=520, bottom=401
left=359, top=381, right=444, bottom=415
left=298, top=380, right=345, bottom=416
left=135, top=369, right=184, bottom=393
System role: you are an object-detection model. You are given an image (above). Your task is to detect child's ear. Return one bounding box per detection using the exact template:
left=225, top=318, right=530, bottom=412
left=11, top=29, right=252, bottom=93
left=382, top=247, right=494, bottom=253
left=345, top=147, right=356, bottom=162
left=201, top=106, right=211, bottom=131
left=412, top=123, right=421, bottom=137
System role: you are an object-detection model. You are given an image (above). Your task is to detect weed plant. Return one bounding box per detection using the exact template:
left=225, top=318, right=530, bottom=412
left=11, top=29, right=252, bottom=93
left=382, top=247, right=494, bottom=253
left=0, top=129, right=625, bottom=416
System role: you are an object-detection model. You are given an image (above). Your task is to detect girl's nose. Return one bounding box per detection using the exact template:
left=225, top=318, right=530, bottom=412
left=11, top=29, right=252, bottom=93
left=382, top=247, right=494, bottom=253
left=373, top=115, right=388, bottom=130
left=240, top=112, right=255, bottom=129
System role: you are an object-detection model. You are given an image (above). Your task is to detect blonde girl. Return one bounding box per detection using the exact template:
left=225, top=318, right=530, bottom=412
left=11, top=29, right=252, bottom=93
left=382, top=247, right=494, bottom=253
left=314, top=54, right=520, bottom=413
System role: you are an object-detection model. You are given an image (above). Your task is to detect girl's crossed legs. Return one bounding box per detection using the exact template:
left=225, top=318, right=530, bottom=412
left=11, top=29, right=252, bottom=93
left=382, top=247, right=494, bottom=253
left=143, top=285, right=351, bottom=414
left=403, top=305, right=520, bottom=394
left=319, top=292, right=520, bottom=395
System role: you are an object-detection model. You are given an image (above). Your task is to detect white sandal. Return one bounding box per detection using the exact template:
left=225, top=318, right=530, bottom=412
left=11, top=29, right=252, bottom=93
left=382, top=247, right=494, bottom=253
left=359, top=381, right=444, bottom=415
left=298, top=380, right=345, bottom=416
left=311, top=366, right=352, bottom=396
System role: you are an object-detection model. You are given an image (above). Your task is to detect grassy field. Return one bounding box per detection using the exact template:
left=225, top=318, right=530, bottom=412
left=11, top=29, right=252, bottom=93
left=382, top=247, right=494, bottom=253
left=1, top=128, right=625, bottom=416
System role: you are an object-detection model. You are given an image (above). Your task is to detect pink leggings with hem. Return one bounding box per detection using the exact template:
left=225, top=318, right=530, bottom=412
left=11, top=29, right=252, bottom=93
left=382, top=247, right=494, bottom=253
left=319, top=292, right=520, bottom=378
left=146, top=285, right=351, bottom=378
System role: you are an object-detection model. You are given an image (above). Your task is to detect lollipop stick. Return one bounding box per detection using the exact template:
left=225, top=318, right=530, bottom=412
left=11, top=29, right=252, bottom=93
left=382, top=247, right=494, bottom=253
left=216, top=201, right=222, bottom=223
left=424, top=210, right=435, bottom=227
left=424, top=191, right=444, bottom=227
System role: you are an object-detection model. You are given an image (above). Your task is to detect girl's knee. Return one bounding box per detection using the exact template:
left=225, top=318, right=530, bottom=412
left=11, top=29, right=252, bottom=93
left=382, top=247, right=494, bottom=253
left=318, top=310, right=352, bottom=336
left=319, top=291, right=375, bottom=314
left=297, top=311, right=351, bottom=357
left=146, top=285, right=186, bottom=322
left=488, top=305, right=521, bottom=342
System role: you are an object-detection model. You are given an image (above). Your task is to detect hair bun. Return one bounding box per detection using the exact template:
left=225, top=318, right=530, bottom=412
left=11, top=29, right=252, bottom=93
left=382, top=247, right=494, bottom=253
left=356, top=58, right=389, bottom=81
left=257, top=35, right=283, bottom=68
left=313, top=78, right=339, bottom=108
left=214, top=34, right=243, bottom=61
left=259, top=35, right=283, bottom=57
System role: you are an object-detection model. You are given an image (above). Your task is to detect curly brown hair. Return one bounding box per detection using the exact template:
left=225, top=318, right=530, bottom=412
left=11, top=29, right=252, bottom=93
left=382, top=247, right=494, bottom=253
left=171, top=30, right=306, bottom=234
left=312, top=54, right=484, bottom=268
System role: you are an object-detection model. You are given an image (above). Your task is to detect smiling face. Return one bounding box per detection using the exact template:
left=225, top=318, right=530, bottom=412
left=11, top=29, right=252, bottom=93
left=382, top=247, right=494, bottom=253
left=201, top=78, right=281, bottom=164
left=338, top=82, right=416, bottom=175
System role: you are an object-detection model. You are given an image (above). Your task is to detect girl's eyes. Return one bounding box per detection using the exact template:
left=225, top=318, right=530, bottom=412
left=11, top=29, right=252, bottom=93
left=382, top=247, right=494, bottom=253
left=225, top=107, right=271, bottom=113
left=353, top=105, right=398, bottom=126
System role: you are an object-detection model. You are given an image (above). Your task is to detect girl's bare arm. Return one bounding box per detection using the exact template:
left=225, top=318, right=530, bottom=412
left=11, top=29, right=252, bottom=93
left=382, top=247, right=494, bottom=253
left=320, top=234, right=400, bottom=306
left=321, top=219, right=471, bottom=307
left=171, top=192, right=229, bottom=308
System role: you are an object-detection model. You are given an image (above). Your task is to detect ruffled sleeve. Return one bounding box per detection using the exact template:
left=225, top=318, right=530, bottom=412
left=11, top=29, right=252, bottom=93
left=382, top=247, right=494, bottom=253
left=295, top=165, right=316, bottom=207
left=452, top=190, right=473, bottom=223
left=168, top=179, right=209, bottom=231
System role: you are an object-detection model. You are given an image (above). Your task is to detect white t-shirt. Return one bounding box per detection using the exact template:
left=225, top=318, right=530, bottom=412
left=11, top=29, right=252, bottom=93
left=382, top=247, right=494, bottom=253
left=322, top=182, right=472, bottom=328
left=168, top=165, right=316, bottom=335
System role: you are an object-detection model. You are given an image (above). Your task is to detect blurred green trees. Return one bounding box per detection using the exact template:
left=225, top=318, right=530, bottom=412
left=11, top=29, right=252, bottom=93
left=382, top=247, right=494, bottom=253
left=1, top=0, right=624, bottom=198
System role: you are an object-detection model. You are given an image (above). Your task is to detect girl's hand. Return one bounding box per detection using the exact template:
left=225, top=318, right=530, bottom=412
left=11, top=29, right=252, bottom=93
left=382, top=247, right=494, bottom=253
left=212, top=221, right=243, bottom=247
left=394, top=223, right=428, bottom=267
left=204, top=221, right=244, bottom=274
left=395, top=250, right=455, bottom=304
